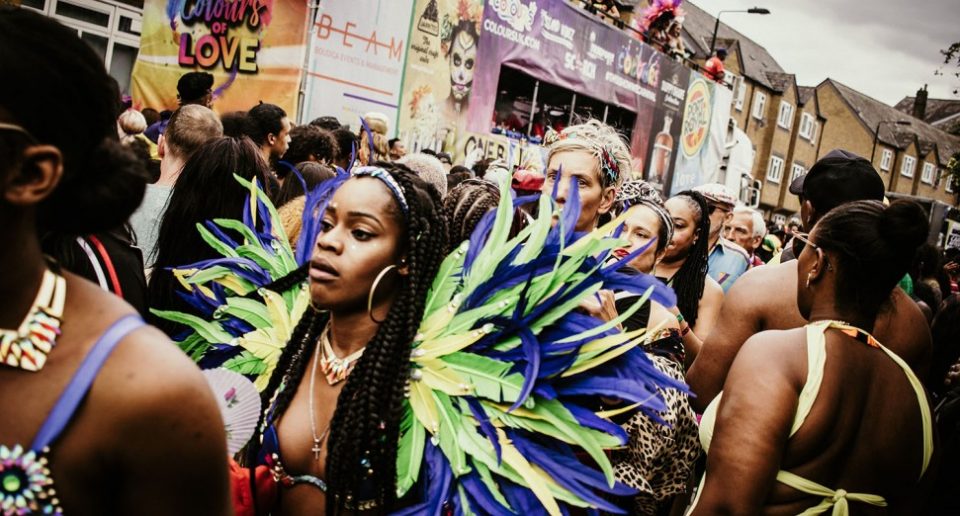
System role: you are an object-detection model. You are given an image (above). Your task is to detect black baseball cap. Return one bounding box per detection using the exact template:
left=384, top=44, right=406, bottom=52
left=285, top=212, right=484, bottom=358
left=789, top=149, right=885, bottom=213
left=177, top=71, right=214, bottom=103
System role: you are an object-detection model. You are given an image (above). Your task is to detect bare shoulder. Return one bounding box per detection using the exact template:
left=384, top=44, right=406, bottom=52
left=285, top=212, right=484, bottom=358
left=703, top=276, right=724, bottom=302
left=724, top=261, right=797, bottom=313
left=732, top=329, right=807, bottom=378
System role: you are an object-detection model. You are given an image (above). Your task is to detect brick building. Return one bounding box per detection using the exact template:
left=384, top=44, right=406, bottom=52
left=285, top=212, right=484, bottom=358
left=815, top=78, right=959, bottom=206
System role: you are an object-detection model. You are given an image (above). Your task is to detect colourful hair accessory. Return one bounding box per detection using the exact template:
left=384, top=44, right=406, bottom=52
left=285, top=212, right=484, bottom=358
left=544, top=128, right=621, bottom=188
left=352, top=166, right=409, bottom=216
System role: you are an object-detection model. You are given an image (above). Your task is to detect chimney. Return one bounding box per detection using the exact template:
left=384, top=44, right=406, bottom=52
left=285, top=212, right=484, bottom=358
left=913, top=84, right=928, bottom=120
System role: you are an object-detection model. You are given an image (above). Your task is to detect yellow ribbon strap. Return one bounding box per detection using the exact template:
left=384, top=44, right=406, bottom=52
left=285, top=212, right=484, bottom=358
left=776, top=470, right=887, bottom=516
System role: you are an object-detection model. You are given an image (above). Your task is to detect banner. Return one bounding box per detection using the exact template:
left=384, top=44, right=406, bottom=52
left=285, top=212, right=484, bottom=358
left=131, top=0, right=309, bottom=115
left=301, top=0, right=415, bottom=130
left=946, top=219, right=960, bottom=250
left=641, top=57, right=689, bottom=193
left=469, top=0, right=661, bottom=133
left=670, top=77, right=734, bottom=195
left=396, top=0, right=485, bottom=155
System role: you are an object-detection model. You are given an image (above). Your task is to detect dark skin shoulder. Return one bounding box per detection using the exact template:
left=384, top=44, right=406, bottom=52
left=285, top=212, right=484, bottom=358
left=0, top=273, right=231, bottom=515
left=693, top=327, right=929, bottom=515
left=687, top=261, right=802, bottom=411
left=688, top=261, right=933, bottom=412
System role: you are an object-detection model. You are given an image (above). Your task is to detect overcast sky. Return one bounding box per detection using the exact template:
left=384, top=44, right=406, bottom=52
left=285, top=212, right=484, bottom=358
left=696, top=0, right=958, bottom=106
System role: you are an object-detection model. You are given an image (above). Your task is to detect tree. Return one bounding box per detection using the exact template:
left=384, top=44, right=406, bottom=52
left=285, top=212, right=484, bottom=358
left=937, top=41, right=960, bottom=96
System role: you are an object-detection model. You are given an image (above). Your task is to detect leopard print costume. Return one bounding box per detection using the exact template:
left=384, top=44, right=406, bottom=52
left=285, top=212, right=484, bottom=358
left=612, top=352, right=701, bottom=515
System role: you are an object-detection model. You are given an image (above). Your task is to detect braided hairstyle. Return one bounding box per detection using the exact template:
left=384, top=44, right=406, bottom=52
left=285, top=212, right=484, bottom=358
left=248, top=162, right=447, bottom=513
left=668, top=190, right=711, bottom=327
left=442, top=179, right=500, bottom=254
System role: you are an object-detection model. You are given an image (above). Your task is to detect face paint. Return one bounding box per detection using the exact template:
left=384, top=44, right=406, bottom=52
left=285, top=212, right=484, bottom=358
left=449, top=30, right=476, bottom=103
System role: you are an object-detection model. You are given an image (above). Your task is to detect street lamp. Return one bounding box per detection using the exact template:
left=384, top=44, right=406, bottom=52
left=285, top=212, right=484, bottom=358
left=870, top=120, right=911, bottom=172
left=710, top=7, right=771, bottom=54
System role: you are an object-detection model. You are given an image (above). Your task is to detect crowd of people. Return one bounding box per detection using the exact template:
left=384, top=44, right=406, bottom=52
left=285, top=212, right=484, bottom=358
left=4, top=7, right=960, bottom=515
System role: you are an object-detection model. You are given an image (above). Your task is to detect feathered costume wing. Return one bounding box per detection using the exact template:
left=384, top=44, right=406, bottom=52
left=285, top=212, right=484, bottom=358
left=151, top=173, right=346, bottom=390
left=156, top=173, right=687, bottom=515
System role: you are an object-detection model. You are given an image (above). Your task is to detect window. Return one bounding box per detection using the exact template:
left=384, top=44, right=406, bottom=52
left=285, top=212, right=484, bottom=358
left=948, top=176, right=956, bottom=193
left=735, top=80, right=746, bottom=111
left=777, top=101, right=793, bottom=129
left=811, top=121, right=818, bottom=143
left=798, top=113, right=815, bottom=140
left=921, top=162, right=935, bottom=184
left=880, top=148, right=893, bottom=171
left=790, top=163, right=805, bottom=184
left=901, top=155, right=916, bottom=178
left=767, top=156, right=785, bottom=184
left=751, top=91, right=766, bottom=121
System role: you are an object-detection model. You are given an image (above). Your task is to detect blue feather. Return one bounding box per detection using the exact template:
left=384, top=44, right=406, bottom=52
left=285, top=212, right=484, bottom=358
left=465, top=398, right=502, bottom=463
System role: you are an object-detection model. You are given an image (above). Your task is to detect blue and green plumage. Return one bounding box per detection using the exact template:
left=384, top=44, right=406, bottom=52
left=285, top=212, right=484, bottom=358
left=157, top=171, right=685, bottom=514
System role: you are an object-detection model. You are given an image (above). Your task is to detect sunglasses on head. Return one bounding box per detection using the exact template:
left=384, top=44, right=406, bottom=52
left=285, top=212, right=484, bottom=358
left=791, top=231, right=820, bottom=257
left=707, top=203, right=731, bottom=216
left=0, top=122, right=38, bottom=144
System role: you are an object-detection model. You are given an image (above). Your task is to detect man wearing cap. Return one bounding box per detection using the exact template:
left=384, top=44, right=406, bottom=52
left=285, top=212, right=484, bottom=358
left=693, top=183, right=751, bottom=293
left=687, top=149, right=932, bottom=411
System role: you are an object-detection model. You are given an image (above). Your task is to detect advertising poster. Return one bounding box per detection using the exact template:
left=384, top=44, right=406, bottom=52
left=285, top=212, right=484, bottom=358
left=132, top=0, right=309, bottom=114
left=946, top=219, right=960, bottom=250
left=670, top=76, right=733, bottom=195
left=396, top=0, right=484, bottom=156
left=301, top=0, right=415, bottom=130
left=643, top=57, right=690, bottom=193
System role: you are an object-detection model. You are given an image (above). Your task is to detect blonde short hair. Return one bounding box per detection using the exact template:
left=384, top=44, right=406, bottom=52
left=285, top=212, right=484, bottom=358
left=118, top=110, right=147, bottom=136
left=544, top=119, right=631, bottom=190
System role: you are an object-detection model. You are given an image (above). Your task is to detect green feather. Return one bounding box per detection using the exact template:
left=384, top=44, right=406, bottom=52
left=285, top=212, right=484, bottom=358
left=235, top=243, right=282, bottom=273
left=425, top=242, right=467, bottom=315
left=442, top=352, right=523, bottom=402
left=471, top=460, right=513, bottom=510
left=150, top=309, right=233, bottom=343
left=197, top=222, right=239, bottom=259
left=396, top=405, right=425, bottom=498
left=221, top=297, right=272, bottom=328
left=556, top=286, right=653, bottom=344
left=434, top=391, right=469, bottom=475
left=514, top=194, right=554, bottom=265
left=221, top=350, right=268, bottom=375
left=177, top=332, right=210, bottom=361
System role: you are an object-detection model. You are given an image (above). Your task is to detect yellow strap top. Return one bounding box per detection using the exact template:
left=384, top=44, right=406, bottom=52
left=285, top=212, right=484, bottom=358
left=691, top=320, right=933, bottom=515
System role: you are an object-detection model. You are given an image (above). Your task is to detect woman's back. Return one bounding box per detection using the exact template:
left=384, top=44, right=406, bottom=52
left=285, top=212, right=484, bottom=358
left=728, top=325, right=930, bottom=514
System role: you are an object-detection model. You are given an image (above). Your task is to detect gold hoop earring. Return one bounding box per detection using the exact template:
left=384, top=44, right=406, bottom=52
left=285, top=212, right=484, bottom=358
left=368, top=265, right=397, bottom=323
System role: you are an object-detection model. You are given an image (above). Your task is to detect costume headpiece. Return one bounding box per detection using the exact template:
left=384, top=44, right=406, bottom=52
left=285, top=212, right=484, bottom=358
left=352, top=166, right=409, bottom=216
left=641, top=0, right=685, bottom=30
left=543, top=128, right=622, bottom=188
left=616, top=180, right=674, bottom=245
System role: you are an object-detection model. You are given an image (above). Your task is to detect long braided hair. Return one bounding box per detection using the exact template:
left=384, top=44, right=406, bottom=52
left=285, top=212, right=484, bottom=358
left=668, top=190, right=711, bottom=327
left=248, top=162, right=447, bottom=513
left=442, top=179, right=500, bottom=254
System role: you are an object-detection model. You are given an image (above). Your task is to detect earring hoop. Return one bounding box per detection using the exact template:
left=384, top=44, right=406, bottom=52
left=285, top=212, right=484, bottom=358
left=805, top=272, right=812, bottom=289
left=368, top=265, right=397, bottom=323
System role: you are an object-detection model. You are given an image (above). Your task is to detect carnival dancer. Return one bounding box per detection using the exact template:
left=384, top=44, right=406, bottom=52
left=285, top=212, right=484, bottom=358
left=157, top=130, right=685, bottom=512
left=654, top=191, right=724, bottom=362
left=0, top=7, right=230, bottom=514
left=609, top=181, right=701, bottom=514
left=690, top=200, right=934, bottom=514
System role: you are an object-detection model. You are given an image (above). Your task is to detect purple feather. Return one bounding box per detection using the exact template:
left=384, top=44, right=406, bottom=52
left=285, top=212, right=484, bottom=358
left=359, top=116, right=376, bottom=163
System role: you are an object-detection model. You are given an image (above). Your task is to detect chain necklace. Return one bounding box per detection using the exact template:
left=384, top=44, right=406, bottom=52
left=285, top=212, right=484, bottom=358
left=308, top=324, right=366, bottom=460
left=1, top=268, right=66, bottom=372
left=319, top=324, right=365, bottom=385
left=308, top=334, right=331, bottom=461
